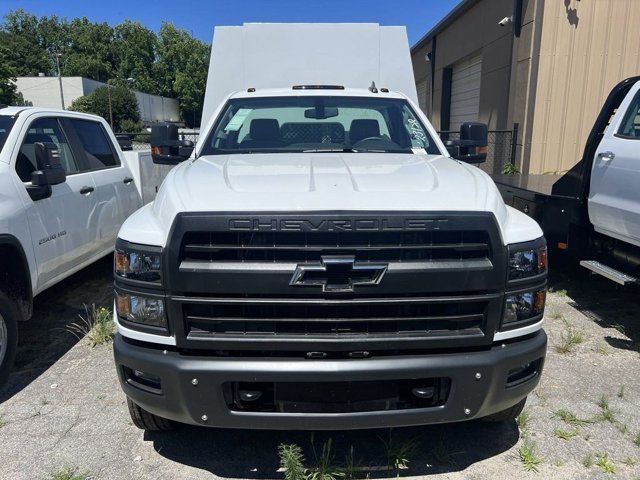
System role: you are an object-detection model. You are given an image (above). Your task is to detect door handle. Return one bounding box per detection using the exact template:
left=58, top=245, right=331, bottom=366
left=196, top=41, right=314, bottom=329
left=597, top=151, right=615, bottom=161
left=123, top=177, right=134, bottom=185
left=79, top=186, right=94, bottom=195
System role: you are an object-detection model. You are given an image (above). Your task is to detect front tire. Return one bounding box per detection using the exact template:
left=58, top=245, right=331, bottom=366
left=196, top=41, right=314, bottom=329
left=481, top=397, right=527, bottom=422
left=127, top=397, right=174, bottom=431
left=0, top=291, right=19, bottom=388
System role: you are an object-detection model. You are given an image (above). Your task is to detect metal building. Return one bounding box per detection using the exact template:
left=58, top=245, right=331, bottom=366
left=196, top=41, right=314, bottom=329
left=15, top=76, right=181, bottom=125
left=412, top=0, right=640, bottom=175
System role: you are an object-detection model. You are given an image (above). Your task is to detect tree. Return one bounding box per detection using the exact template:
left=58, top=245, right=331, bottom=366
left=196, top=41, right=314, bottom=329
left=156, top=22, right=210, bottom=127
left=0, top=9, right=53, bottom=76
left=0, top=44, right=24, bottom=105
left=113, top=20, right=158, bottom=94
left=70, top=84, right=139, bottom=130
left=63, top=18, right=114, bottom=81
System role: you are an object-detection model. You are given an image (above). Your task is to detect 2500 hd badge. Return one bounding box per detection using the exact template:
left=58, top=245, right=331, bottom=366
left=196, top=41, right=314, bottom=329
left=38, top=230, right=67, bottom=245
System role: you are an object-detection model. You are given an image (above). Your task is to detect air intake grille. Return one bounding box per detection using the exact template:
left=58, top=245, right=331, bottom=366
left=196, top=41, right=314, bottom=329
left=181, top=230, right=491, bottom=263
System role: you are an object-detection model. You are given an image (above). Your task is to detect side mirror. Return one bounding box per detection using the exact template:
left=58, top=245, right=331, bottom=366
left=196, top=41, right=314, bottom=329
left=446, top=122, right=488, bottom=164
left=151, top=123, right=194, bottom=165
left=31, top=142, right=66, bottom=186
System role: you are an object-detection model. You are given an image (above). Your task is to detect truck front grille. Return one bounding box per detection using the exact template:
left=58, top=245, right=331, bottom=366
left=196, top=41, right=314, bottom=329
left=181, top=230, right=491, bottom=263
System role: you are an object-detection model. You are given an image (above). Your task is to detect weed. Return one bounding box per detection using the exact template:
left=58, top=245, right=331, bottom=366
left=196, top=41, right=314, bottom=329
left=634, top=432, right=640, bottom=447
left=549, top=311, right=564, bottom=320
left=501, top=162, right=520, bottom=175
left=433, top=439, right=459, bottom=467
left=554, top=322, right=585, bottom=354
left=382, top=435, right=419, bottom=473
left=550, top=287, right=567, bottom=296
left=595, top=342, right=611, bottom=355
left=583, top=453, right=594, bottom=468
left=66, top=305, right=114, bottom=347
left=0, top=415, right=6, bottom=428
left=344, top=446, right=356, bottom=480
left=553, top=458, right=565, bottom=467
left=622, top=457, right=637, bottom=466
left=616, top=423, right=629, bottom=434
left=517, top=439, right=542, bottom=473
left=554, top=427, right=578, bottom=440
left=596, top=395, right=616, bottom=422
left=617, top=385, right=625, bottom=399
left=308, top=438, right=344, bottom=480
left=552, top=408, right=593, bottom=426
left=278, top=444, right=306, bottom=480
left=516, top=409, right=532, bottom=433
left=595, top=453, right=615, bottom=474
left=45, top=466, right=91, bottom=480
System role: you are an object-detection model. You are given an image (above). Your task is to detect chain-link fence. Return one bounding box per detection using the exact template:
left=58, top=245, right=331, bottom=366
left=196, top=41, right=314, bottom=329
left=437, top=130, right=514, bottom=175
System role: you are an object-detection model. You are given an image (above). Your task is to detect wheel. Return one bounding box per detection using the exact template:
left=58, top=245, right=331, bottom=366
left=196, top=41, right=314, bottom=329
left=481, top=397, right=527, bottom=422
left=0, top=291, right=19, bottom=388
left=127, top=397, right=174, bottom=431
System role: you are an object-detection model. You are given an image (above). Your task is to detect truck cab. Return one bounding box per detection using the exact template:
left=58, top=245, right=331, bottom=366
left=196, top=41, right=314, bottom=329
left=0, top=107, right=142, bottom=385
left=113, top=23, right=547, bottom=432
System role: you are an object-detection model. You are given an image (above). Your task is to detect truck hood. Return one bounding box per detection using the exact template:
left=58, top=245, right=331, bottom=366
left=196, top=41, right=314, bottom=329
left=120, top=153, right=542, bottom=246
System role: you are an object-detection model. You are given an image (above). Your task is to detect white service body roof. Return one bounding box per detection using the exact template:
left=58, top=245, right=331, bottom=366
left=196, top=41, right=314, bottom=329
left=201, top=23, right=418, bottom=126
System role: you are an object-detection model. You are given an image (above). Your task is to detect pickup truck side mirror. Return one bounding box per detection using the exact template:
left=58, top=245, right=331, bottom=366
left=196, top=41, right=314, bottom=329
left=151, top=123, right=194, bottom=165
left=27, top=142, right=67, bottom=201
left=445, top=122, right=488, bottom=164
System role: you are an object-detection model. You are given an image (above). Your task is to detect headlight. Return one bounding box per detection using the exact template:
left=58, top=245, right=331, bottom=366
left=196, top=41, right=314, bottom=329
left=115, top=240, right=162, bottom=283
left=508, top=240, right=547, bottom=280
left=503, top=289, right=546, bottom=329
left=116, top=292, right=167, bottom=330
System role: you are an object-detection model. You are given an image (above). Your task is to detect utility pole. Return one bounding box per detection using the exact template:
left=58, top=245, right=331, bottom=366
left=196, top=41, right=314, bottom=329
left=55, top=52, right=65, bottom=109
left=107, top=81, right=114, bottom=129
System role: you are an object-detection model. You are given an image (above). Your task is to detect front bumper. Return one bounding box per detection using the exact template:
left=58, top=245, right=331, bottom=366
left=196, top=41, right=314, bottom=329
left=114, top=330, right=546, bottom=430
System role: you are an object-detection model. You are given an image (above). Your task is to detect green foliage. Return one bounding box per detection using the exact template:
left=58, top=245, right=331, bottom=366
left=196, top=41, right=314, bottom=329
left=552, top=408, right=593, bottom=426
left=0, top=10, right=210, bottom=125
left=501, top=162, right=521, bottom=175
left=70, top=84, right=139, bottom=130
left=278, top=444, right=306, bottom=480
left=554, top=427, right=578, bottom=440
left=119, top=118, right=144, bottom=134
left=44, top=466, right=91, bottom=480
left=308, top=438, right=345, bottom=480
left=595, top=453, right=615, bottom=474
left=66, top=304, right=114, bottom=347
left=517, top=439, right=542, bottom=472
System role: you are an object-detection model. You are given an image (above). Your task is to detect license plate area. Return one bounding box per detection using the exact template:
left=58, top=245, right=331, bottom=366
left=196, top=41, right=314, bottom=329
left=224, top=378, right=451, bottom=413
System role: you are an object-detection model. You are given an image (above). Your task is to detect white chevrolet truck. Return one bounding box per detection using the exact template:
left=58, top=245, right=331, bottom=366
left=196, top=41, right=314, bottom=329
left=0, top=107, right=142, bottom=386
left=113, top=24, right=548, bottom=432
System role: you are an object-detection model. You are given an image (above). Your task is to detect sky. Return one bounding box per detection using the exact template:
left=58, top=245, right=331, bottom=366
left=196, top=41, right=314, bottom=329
left=0, top=0, right=460, bottom=47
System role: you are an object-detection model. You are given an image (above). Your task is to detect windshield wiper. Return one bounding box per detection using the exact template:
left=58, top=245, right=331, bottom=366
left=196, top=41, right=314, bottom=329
left=302, top=147, right=391, bottom=153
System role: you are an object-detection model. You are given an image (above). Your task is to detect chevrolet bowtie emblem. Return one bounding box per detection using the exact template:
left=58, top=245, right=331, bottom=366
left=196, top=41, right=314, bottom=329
left=290, top=255, right=388, bottom=293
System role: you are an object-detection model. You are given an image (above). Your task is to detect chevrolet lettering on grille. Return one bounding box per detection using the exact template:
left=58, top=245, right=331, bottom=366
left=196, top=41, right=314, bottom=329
left=290, top=255, right=388, bottom=293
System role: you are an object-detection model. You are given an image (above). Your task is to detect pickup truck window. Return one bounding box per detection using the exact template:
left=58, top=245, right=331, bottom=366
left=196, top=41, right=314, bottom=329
left=617, top=90, right=640, bottom=139
left=201, top=96, right=440, bottom=155
left=15, top=118, right=79, bottom=182
left=0, top=116, right=15, bottom=152
left=69, top=119, right=120, bottom=169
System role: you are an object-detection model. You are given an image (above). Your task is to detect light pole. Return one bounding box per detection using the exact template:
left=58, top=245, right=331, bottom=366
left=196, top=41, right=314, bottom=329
left=55, top=52, right=65, bottom=109
left=107, top=81, right=114, bottom=128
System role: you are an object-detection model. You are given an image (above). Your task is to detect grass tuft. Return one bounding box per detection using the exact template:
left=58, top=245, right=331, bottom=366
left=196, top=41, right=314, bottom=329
left=278, top=444, right=306, bottom=480
left=552, top=408, right=593, bottom=427
left=45, top=466, right=91, bottom=480
left=622, top=457, right=637, bottom=466
left=308, top=438, right=345, bottom=480
left=554, top=427, right=578, bottom=440
left=516, top=409, right=532, bottom=433
left=0, top=415, right=6, bottom=428
left=382, top=435, right=420, bottom=473
left=554, top=321, right=585, bottom=354
left=634, top=432, right=640, bottom=447
left=433, top=439, right=460, bottom=467
left=595, top=453, right=615, bottom=474
left=582, top=453, right=594, bottom=468
left=66, top=305, right=114, bottom=347
left=517, top=439, right=542, bottom=473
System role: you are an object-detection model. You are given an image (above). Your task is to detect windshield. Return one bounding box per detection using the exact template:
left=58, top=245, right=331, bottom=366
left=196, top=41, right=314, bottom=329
left=201, top=96, right=441, bottom=155
left=0, top=115, right=16, bottom=152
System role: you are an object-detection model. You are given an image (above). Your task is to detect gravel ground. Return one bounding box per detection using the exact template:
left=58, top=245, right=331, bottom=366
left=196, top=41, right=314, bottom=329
left=1, top=257, right=639, bottom=480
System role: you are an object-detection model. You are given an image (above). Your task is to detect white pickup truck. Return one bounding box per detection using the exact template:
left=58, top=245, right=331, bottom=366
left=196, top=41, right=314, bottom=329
left=113, top=24, right=548, bottom=432
left=0, top=107, right=142, bottom=385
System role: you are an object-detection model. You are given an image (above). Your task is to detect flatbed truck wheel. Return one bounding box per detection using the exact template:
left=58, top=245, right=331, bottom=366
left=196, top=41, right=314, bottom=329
left=0, top=291, right=19, bottom=388
left=481, top=397, right=527, bottom=422
left=127, top=397, right=174, bottom=432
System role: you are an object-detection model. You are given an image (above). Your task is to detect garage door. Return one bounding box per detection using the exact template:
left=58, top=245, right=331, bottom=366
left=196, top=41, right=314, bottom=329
left=416, top=79, right=428, bottom=114
left=449, top=53, right=482, bottom=131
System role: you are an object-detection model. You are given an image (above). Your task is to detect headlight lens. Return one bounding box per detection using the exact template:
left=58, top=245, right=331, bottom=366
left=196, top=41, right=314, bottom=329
left=503, top=289, right=546, bottom=327
left=509, top=244, right=547, bottom=280
left=115, top=244, right=162, bottom=283
left=116, top=292, right=166, bottom=329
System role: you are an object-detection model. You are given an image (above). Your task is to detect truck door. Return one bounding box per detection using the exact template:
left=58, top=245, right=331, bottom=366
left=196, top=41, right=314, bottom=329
left=589, top=81, right=640, bottom=248
left=66, top=118, right=140, bottom=254
left=14, top=116, right=97, bottom=292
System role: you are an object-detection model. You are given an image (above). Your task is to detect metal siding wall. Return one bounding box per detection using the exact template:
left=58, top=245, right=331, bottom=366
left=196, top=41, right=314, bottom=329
left=416, top=79, right=428, bottom=113
left=449, top=53, right=482, bottom=131
left=529, top=0, right=640, bottom=174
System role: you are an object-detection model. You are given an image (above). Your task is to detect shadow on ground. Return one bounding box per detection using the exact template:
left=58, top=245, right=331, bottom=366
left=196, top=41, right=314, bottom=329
left=0, top=255, right=113, bottom=403
left=148, top=421, right=519, bottom=478
left=549, top=266, right=640, bottom=352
